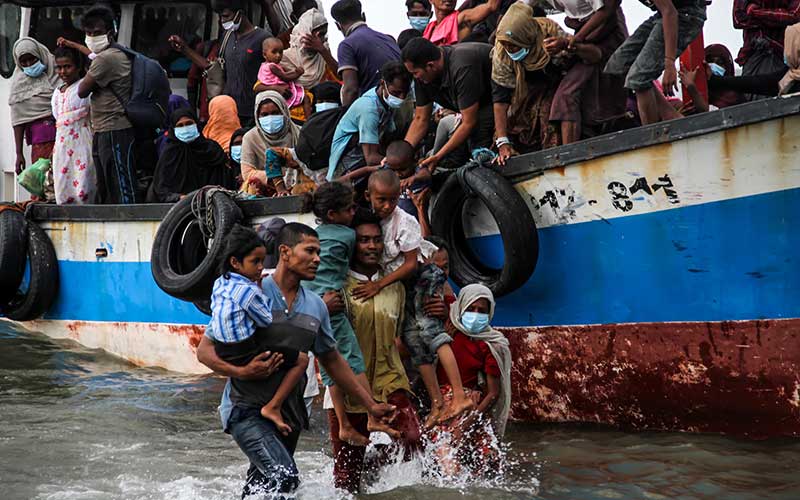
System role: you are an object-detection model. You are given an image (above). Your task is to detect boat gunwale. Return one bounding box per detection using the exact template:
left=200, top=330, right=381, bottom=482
left=502, top=93, right=800, bottom=183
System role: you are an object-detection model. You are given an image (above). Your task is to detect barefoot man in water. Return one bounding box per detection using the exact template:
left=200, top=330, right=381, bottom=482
left=197, top=223, right=395, bottom=497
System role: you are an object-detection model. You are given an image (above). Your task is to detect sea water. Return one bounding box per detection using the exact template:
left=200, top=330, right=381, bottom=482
left=1, top=323, right=798, bottom=500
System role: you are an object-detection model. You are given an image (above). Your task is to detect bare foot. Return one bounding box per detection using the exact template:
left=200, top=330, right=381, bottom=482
left=368, top=415, right=400, bottom=439
left=261, top=405, right=292, bottom=436
left=424, top=403, right=444, bottom=430
left=339, top=425, right=370, bottom=447
left=440, top=395, right=475, bottom=422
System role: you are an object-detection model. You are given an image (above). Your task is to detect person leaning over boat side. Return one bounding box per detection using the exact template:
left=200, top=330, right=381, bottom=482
left=603, top=0, right=707, bottom=125
left=77, top=4, right=139, bottom=205
left=330, top=0, right=401, bottom=107
left=543, top=0, right=629, bottom=146
left=324, top=209, right=423, bottom=494
left=196, top=222, right=396, bottom=498
left=51, top=45, right=96, bottom=205
left=734, top=0, right=800, bottom=100
left=149, top=108, right=233, bottom=203
left=327, top=62, right=412, bottom=194
left=491, top=3, right=567, bottom=165
left=430, top=283, right=512, bottom=475
left=704, top=23, right=800, bottom=99
left=403, top=38, right=495, bottom=174
left=422, top=0, right=502, bottom=46
left=8, top=37, right=59, bottom=198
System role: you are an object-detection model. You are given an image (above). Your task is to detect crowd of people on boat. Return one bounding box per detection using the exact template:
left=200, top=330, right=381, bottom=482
left=6, top=0, right=800, bottom=495
left=7, top=0, right=800, bottom=206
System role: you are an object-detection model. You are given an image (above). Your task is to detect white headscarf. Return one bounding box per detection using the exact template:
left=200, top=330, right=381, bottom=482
left=8, top=37, right=59, bottom=126
left=449, top=284, right=513, bottom=438
left=282, top=8, right=330, bottom=88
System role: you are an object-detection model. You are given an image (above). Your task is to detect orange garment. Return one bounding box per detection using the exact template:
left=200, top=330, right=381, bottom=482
left=423, top=10, right=460, bottom=47
left=203, top=95, right=241, bottom=153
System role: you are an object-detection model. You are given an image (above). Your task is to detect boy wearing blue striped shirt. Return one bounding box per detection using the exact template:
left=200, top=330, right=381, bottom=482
left=208, top=225, right=309, bottom=436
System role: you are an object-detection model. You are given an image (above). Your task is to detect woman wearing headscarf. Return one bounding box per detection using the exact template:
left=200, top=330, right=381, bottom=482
left=680, top=44, right=745, bottom=114
left=9, top=37, right=60, bottom=181
left=155, top=95, right=193, bottom=158
left=204, top=95, right=242, bottom=153
left=431, top=283, right=512, bottom=474
left=281, top=8, right=339, bottom=122
left=227, top=127, right=248, bottom=186
left=706, top=23, right=800, bottom=100
left=491, top=2, right=567, bottom=166
left=150, top=108, right=231, bottom=203
left=240, top=91, right=306, bottom=197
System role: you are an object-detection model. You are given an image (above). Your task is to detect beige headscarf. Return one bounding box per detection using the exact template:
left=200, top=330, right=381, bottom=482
left=241, top=91, right=301, bottom=177
left=779, top=23, right=800, bottom=96
left=282, top=8, right=330, bottom=88
left=492, top=2, right=563, bottom=115
left=8, top=37, right=59, bottom=126
left=449, top=284, right=513, bottom=438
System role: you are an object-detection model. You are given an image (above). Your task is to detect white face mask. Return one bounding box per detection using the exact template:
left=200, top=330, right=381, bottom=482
left=85, top=34, right=110, bottom=54
left=222, top=11, right=242, bottom=32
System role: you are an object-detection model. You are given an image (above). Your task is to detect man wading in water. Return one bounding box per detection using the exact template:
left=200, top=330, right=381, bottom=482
left=197, top=223, right=395, bottom=497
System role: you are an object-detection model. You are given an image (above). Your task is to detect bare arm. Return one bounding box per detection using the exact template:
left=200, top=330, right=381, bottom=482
left=301, top=33, right=338, bottom=73
left=352, top=249, right=419, bottom=301
left=653, top=0, right=679, bottom=94
left=254, top=81, right=291, bottom=96
left=337, top=164, right=379, bottom=183
left=420, top=101, right=478, bottom=171
left=196, top=335, right=284, bottom=379
left=361, top=143, right=383, bottom=167
left=404, top=103, right=433, bottom=148
left=340, top=69, right=359, bottom=107
left=476, top=373, right=500, bottom=414
left=679, top=66, right=709, bottom=113
left=271, top=64, right=304, bottom=82
left=318, top=349, right=396, bottom=418
left=77, top=72, right=98, bottom=99
left=459, top=0, right=501, bottom=26
left=168, top=36, right=212, bottom=70
left=13, top=124, right=26, bottom=174
left=57, top=37, right=92, bottom=57
left=572, top=0, right=621, bottom=44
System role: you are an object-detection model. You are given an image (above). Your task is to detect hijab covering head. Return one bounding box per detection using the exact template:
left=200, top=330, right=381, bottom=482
left=449, top=284, right=513, bottom=438
left=229, top=127, right=248, bottom=154
left=492, top=3, right=562, bottom=117
left=704, top=44, right=743, bottom=108
left=204, top=95, right=241, bottom=153
left=253, top=90, right=301, bottom=147
left=311, top=81, right=342, bottom=105
left=8, top=37, right=60, bottom=126
left=153, top=108, right=229, bottom=201
left=283, top=8, right=330, bottom=88
left=779, top=23, right=800, bottom=96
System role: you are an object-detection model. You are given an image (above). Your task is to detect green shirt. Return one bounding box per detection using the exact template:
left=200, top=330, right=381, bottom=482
left=303, top=223, right=355, bottom=296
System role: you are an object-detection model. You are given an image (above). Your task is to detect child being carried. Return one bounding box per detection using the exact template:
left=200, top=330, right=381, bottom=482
left=256, top=37, right=310, bottom=117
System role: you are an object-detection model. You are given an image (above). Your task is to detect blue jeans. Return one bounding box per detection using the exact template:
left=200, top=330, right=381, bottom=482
left=228, top=406, right=300, bottom=499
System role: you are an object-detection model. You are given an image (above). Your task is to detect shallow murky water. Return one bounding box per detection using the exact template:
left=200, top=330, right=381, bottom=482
left=1, top=322, right=799, bottom=500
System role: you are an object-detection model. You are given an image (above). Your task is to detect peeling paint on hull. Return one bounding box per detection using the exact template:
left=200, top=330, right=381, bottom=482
left=505, top=319, right=800, bottom=438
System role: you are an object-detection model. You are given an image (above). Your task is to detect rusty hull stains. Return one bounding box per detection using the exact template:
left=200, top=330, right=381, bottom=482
left=504, top=319, right=800, bottom=439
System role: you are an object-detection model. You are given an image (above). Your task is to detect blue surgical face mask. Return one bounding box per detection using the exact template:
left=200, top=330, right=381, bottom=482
left=409, top=15, right=431, bottom=32
left=506, top=47, right=529, bottom=62
left=315, top=102, right=339, bottom=113
left=461, top=311, right=490, bottom=334
left=22, top=60, right=46, bottom=78
left=230, top=144, right=242, bottom=163
left=708, top=62, right=726, bottom=77
left=383, top=83, right=405, bottom=109
left=174, top=123, right=200, bottom=143
left=259, top=114, right=285, bottom=134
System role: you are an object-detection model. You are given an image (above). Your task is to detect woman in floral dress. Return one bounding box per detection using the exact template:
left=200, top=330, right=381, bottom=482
left=51, top=45, right=95, bottom=204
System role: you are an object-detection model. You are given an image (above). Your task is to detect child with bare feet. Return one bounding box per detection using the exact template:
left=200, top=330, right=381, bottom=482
left=303, top=182, right=398, bottom=446
left=354, top=170, right=474, bottom=429
left=255, top=37, right=312, bottom=118
left=208, top=225, right=309, bottom=436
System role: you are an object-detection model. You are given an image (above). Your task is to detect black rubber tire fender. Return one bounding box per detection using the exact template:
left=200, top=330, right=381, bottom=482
left=3, top=220, right=59, bottom=321
left=0, top=209, right=28, bottom=304
left=151, top=191, right=242, bottom=302
left=431, top=166, right=538, bottom=297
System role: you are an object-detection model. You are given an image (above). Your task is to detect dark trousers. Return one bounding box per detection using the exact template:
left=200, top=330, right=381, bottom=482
left=437, top=103, right=494, bottom=171
left=327, top=390, right=422, bottom=493
left=92, top=128, right=138, bottom=204
left=228, top=406, right=301, bottom=499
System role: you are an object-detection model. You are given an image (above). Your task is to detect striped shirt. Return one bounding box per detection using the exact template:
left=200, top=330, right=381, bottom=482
left=208, top=273, right=273, bottom=343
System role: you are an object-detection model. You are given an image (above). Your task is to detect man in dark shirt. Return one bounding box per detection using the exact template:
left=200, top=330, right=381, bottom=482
left=733, top=0, right=800, bottom=99
left=211, top=0, right=271, bottom=125
left=197, top=223, right=395, bottom=498
left=331, top=0, right=401, bottom=107
left=402, top=37, right=494, bottom=173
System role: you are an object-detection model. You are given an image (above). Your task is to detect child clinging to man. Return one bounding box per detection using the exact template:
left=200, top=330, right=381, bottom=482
left=304, top=182, right=399, bottom=446
left=353, top=169, right=474, bottom=427
left=207, top=224, right=309, bottom=436
left=255, top=37, right=311, bottom=118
